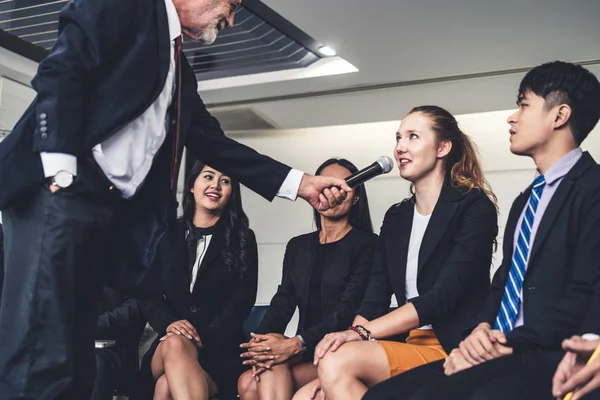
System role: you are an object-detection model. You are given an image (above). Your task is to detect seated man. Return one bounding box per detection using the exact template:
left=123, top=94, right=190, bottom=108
left=363, top=61, right=600, bottom=400
left=92, top=286, right=146, bottom=400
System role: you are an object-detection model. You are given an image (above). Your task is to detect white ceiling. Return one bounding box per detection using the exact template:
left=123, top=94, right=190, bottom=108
left=204, top=0, right=600, bottom=129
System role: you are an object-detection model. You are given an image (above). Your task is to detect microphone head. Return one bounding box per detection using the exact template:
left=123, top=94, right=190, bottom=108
left=376, top=156, right=394, bottom=174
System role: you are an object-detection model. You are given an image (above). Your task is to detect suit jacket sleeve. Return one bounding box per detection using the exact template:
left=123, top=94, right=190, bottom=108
left=255, top=239, right=299, bottom=335
left=0, top=224, right=4, bottom=296
left=506, top=183, right=600, bottom=352
left=96, top=298, right=144, bottom=340
left=191, top=231, right=259, bottom=347
left=140, top=293, right=179, bottom=336
left=357, top=225, right=393, bottom=321
left=300, top=233, right=376, bottom=350
left=185, top=93, right=291, bottom=201
left=579, top=282, right=600, bottom=335
left=31, top=0, right=140, bottom=156
left=410, top=194, right=498, bottom=326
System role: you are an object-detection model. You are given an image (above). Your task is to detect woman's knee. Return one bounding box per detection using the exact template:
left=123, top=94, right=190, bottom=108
left=154, top=374, right=172, bottom=400
left=238, top=370, right=258, bottom=400
left=160, top=334, right=197, bottom=358
left=318, top=347, right=354, bottom=384
left=292, top=379, right=322, bottom=400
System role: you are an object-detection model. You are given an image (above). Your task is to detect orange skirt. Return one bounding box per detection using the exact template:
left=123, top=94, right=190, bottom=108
left=378, top=329, right=447, bottom=377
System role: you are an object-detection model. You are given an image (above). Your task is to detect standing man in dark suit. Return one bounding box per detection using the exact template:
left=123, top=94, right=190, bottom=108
left=0, top=0, right=350, bottom=398
left=0, top=222, right=3, bottom=300
left=363, top=61, right=600, bottom=400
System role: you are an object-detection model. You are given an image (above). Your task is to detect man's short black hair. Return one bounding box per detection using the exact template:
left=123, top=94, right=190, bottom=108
left=518, top=61, right=600, bottom=145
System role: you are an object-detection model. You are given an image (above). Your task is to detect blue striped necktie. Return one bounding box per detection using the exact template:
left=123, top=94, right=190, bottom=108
left=494, top=175, right=546, bottom=333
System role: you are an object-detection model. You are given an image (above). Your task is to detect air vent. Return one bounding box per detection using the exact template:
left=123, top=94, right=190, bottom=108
left=210, top=108, right=276, bottom=131
left=0, top=0, right=323, bottom=81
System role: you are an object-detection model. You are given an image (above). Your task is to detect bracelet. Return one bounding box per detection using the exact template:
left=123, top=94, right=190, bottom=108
left=349, top=325, right=368, bottom=341
left=355, top=325, right=373, bottom=341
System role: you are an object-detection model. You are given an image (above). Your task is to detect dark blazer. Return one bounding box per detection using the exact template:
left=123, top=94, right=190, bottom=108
left=96, top=286, right=146, bottom=343
left=0, top=223, right=3, bottom=298
left=479, top=152, right=600, bottom=352
left=256, top=228, right=377, bottom=350
left=579, top=282, right=600, bottom=335
left=96, top=286, right=146, bottom=388
left=141, top=219, right=258, bottom=349
left=357, top=184, right=498, bottom=353
left=0, top=0, right=289, bottom=289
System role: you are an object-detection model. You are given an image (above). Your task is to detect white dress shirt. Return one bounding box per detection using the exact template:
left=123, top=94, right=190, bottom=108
left=190, top=234, right=212, bottom=292
left=40, top=0, right=303, bottom=200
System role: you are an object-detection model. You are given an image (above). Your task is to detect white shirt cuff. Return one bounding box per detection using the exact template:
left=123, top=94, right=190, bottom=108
left=40, top=153, right=78, bottom=177
left=582, top=333, right=600, bottom=341
left=276, top=169, right=304, bottom=201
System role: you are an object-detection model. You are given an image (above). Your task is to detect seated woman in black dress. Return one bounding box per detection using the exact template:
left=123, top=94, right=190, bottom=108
left=237, top=158, right=378, bottom=400
left=139, top=160, right=258, bottom=400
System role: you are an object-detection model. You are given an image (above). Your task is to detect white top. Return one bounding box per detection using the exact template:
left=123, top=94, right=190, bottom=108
left=405, top=207, right=433, bottom=330
left=190, top=234, right=213, bottom=292
left=40, top=0, right=303, bottom=200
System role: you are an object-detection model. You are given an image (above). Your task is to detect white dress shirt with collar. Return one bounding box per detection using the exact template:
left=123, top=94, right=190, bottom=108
left=40, top=0, right=303, bottom=200
left=190, top=234, right=212, bottom=292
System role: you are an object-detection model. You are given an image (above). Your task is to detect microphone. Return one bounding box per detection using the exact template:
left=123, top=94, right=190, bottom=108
left=345, top=156, right=394, bottom=189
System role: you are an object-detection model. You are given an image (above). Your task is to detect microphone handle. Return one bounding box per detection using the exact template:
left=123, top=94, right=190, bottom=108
left=345, top=162, right=382, bottom=189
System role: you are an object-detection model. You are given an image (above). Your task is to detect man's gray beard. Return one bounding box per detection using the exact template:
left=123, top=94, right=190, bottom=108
left=197, top=27, right=218, bottom=45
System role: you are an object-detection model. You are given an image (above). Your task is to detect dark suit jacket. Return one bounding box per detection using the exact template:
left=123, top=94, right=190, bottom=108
left=357, top=184, right=498, bottom=353
left=479, top=152, right=600, bottom=352
left=579, top=283, right=600, bottom=335
left=140, top=219, right=258, bottom=350
left=95, top=286, right=146, bottom=385
left=0, top=223, right=3, bottom=298
left=256, top=228, right=377, bottom=350
left=0, top=0, right=289, bottom=289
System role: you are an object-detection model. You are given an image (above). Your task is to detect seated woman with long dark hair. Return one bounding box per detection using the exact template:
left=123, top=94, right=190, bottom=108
left=139, top=160, right=258, bottom=400
left=295, top=106, right=499, bottom=400
left=237, top=158, right=378, bottom=400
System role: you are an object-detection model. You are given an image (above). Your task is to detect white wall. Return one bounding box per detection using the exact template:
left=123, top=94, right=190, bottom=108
left=230, top=112, right=600, bottom=334
left=0, top=77, right=35, bottom=132
left=0, top=77, right=36, bottom=223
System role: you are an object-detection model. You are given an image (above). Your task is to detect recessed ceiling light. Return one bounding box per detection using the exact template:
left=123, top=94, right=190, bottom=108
left=318, top=46, right=336, bottom=56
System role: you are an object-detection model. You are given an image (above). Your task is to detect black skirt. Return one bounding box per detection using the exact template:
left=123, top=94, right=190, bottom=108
left=136, top=336, right=245, bottom=400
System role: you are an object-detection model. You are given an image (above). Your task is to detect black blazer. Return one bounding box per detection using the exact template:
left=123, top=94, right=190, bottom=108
left=0, top=0, right=289, bottom=289
left=256, top=228, right=377, bottom=350
left=96, top=286, right=146, bottom=386
left=357, top=184, right=498, bottom=353
left=579, top=282, right=600, bottom=336
left=479, top=152, right=600, bottom=352
left=0, top=223, right=3, bottom=298
left=140, top=220, right=258, bottom=349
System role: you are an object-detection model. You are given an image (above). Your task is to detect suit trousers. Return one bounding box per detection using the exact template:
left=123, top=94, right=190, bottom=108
left=363, top=350, right=568, bottom=400
left=91, top=348, right=122, bottom=400
left=0, top=171, right=114, bottom=400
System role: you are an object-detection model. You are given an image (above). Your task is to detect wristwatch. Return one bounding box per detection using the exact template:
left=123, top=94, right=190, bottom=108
left=296, top=335, right=307, bottom=354
left=52, top=170, right=75, bottom=189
